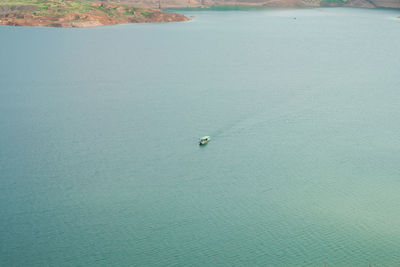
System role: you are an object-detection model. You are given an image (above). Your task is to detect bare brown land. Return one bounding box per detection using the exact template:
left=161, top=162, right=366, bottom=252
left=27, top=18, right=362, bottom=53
left=0, top=0, right=189, bottom=28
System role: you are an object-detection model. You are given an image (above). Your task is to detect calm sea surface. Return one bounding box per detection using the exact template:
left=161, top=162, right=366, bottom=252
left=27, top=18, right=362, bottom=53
left=1, top=7, right=400, bottom=266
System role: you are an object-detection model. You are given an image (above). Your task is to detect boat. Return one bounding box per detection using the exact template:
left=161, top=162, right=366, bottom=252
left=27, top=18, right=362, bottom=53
left=199, top=136, right=210, bottom=145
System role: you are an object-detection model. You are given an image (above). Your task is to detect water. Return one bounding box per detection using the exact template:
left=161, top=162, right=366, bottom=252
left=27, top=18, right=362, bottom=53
left=1, top=7, right=400, bottom=266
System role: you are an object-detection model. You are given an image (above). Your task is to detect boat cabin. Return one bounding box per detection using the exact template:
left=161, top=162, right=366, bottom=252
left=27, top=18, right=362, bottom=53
left=199, top=136, right=210, bottom=145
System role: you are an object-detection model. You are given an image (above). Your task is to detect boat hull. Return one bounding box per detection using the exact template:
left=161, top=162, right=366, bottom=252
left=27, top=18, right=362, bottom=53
left=199, top=136, right=210, bottom=146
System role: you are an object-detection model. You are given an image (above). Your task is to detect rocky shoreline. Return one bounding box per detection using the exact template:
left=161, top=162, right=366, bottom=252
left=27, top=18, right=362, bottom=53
left=0, top=0, right=189, bottom=28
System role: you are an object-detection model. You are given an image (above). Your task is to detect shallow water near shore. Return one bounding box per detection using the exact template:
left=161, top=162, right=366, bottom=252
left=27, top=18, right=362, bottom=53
left=1, top=7, right=400, bottom=266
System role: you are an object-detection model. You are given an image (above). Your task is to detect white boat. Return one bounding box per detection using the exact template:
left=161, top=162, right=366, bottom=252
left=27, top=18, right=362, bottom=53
left=199, top=136, right=210, bottom=145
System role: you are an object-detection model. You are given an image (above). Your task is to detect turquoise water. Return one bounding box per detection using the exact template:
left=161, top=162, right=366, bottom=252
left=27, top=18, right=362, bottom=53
left=1, top=7, right=400, bottom=266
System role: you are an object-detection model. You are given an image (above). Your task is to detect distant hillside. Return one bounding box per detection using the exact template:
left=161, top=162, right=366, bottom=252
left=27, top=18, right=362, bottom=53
left=112, top=0, right=400, bottom=9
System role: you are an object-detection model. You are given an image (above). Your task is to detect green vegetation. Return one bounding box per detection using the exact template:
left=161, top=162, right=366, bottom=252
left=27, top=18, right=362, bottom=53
left=1, top=0, right=86, bottom=9
left=124, top=10, right=135, bottom=16
left=141, top=11, right=152, bottom=17
left=36, top=3, right=49, bottom=11
left=320, top=0, right=349, bottom=4
left=0, top=0, right=89, bottom=14
left=0, top=0, right=138, bottom=17
left=92, top=5, right=114, bottom=16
